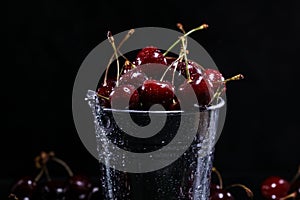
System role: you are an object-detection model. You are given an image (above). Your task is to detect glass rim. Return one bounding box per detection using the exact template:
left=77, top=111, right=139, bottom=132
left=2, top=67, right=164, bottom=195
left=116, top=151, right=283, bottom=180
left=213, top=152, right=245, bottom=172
left=102, top=97, right=225, bottom=114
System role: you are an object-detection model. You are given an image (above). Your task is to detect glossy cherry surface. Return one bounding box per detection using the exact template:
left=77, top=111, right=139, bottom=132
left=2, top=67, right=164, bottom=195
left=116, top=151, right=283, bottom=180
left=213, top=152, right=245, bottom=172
left=40, top=179, right=66, bottom=200
left=177, top=76, right=212, bottom=109
left=10, top=176, right=38, bottom=200
left=203, top=69, right=225, bottom=93
left=139, top=79, right=175, bottom=110
left=135, top=46, right=167, bottom=66
left=109, top=84, right=140, bottom=110
left=210, top=188, right=235, bottom=200
left=65, top=174, right=92, bottom=200
left=261, top=176, right=290, bottom=200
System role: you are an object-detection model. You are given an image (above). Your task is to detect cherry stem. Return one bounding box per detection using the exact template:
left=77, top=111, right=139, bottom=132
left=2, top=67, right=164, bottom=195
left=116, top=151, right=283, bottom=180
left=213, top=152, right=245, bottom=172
left=8, top=194, right=18, bottom=200
left=177, top=23, right=188, bottom=49
left=159, top=54, right=183, bottom=82
left=225, top=183, right=254, bottom=199
left=209, top=74, right=244, bottom=105
left=180, top=36, right=192, bottom=82
left=97, top=93, right=110, bottom=100
left=224, top=74, right=244, bottom=83
left=212, top=167, right=223, bottom=189
left=208, top=85, right=222, bottom=106
left=51, top=156, right=74, bottom=177
left=279, top=192, right=297, bottom=200
left=163, top=23, right=208, bottom=57
left=177, top=23, right=186, bottom=34
left=290, top=165, right=300, bottom=186
left=44, top=165, right=51, bottom=181
left=103, top=29, right=135, bottom=86
left=107, top=31, right=120, bottom=87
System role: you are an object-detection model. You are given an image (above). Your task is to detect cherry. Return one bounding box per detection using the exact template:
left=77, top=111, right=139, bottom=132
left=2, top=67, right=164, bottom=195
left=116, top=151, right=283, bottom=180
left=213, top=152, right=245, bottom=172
left=177, top=76, right=212, bottom=109
left=40, top=179, right=67, bottom=200
left=171, top=59, right=203, bottom=80
left=109, top=84, right=140, bottom=110
left=10, top=176, right=38, bottom=200
left=210, top=188, right=235, bottom=200
left=87, top=186, right=102, bottom=200
left=139, top=79, right=176, bottom=110
left=97, top=78, right=116, bottom=108
left=118, top=67, right=149, bottom=88
left=261, top=176, right=290, bottom=200
left=135, top=46, right=167, bottom=66
left=203, top=69, right=225, bottom=93
left=65, top=174, right=93, bottom=200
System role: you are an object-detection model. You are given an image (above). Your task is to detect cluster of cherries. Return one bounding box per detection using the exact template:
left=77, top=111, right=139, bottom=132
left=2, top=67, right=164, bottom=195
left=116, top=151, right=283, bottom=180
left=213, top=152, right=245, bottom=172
left=260, top=165, right=300, bottom=199
left=209, top=167, right=253, bottom=200
left=97, top=24, right=243, bottom=112
left=8, top=151, right=101, bottom=200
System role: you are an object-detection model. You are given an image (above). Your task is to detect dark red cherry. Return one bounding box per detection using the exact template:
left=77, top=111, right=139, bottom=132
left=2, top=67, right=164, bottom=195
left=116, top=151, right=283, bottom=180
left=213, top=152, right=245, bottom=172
left=65, top=174, right=92, bottom=200
left=97, top=79, right=116, bottom=108
left=210, top=188, right=235, bottom=200
left=168, top=99, right=181, bottom=111
left=171, top=59, right=203, bottom=80
left=40, top=179, right=67, bottom=200
left=210, top=183, right=221, bottom=194
left=119, top=67, right=148, bottom=88
left=87, top=186, right=102, bottom=200
left=203, top=69, right=225, bottom=93
left=177, top=76, right=212, bottom=109
left=139, top=79, right=175, bottom=111
left=135, top=46, right=167, bottom=65
left=109, top=84, right=140, bottom=110
left=10, top=176, right=38, bottom=200
left=261, top=176, right=290, bottom=200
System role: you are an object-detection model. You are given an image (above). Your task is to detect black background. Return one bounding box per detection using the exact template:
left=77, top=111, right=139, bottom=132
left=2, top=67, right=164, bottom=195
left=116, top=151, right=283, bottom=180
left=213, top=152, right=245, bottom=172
left=4, top=0, right=300, bottom=199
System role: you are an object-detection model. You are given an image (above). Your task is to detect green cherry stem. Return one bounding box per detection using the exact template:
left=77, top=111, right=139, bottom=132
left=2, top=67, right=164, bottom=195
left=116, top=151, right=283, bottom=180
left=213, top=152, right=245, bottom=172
left=96, top=93, right=110, bottom=100
left=163, top=24, right=208, bottom=57
left=212, top=167, right=223, bottom=189
left=177, top=23, right=188, bottom=49
left=159, top=54, right=183, bottom=82
left=103, top=29, right=135, bottom=86
left=181, top=36, right=191, bottom=82
left=51, top=156, right=74, bottom=177
left=279, top=192, right=297, bottom=200
left=225, top=184, right=254, bottom=199
left=34, top=166, right=46, bottom=182
left=107, top=31, right=120, bottom=87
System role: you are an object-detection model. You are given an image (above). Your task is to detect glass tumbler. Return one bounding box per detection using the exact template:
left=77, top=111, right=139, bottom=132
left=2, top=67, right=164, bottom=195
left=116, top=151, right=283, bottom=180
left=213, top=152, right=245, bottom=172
left=87, top=90, right=225, bottom=200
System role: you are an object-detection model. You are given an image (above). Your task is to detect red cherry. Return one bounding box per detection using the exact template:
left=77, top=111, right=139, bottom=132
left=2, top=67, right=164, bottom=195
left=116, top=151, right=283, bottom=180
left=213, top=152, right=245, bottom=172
left=109, top=84, right=140, bottom=110
left=203, top=69, right=226, bottom=93
left=10, top=176, right=38, bottom=200
left=177, top=76, right=212, bottom=109
left=171, top=59, right=203, bottom=80
left=40, top=179, right=67, bottom=200
left=65, top=174, right=93, bottom=200
left=119, top=67, right=149, bottom=88
left=210, top=188, right=235, bottom=200
left=96, top=79, right=116, bottom=108
left=139, top=79, right=175, bottom=110
left=261, top=176, right=290, bottom=200
left=135, top=46, right=167, bottom=65
left=87, top=186, right=102, bottom=200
